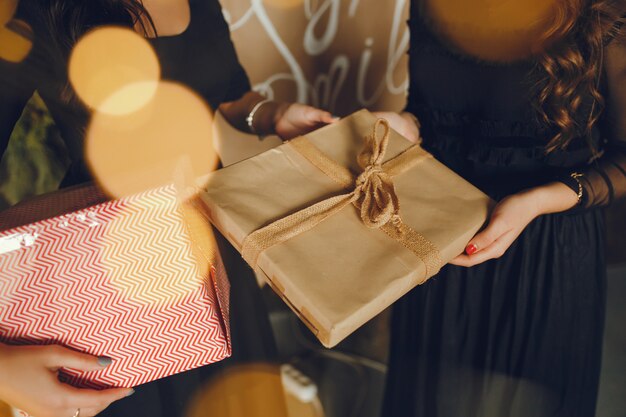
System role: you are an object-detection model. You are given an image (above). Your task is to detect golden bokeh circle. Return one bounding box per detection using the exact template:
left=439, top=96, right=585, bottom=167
left=0, top=0, right=17, bottom=26
left=69, top=26, right=160, bottom=114
left=86, top=81, right=218, bottom=199
left=0, top=23, right=32, bottom=63
left=186, top=364, right=289, bottom=417
left=102, top=195, right=211, bottom=306
left=424, top=0, right=558, bottom=62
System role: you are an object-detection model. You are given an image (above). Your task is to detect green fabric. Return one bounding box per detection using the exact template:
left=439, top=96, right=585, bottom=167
left=0, top=93, right=70, bottom=210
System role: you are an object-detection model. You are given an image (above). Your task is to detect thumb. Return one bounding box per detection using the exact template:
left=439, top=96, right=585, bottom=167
left=44, top=345, right=113, bottom=372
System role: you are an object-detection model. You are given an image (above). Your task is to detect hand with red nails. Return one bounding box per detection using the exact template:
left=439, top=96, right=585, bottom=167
left=0, top=343, right=133, bottom=417
left=450, top=181, right=580, bottom=267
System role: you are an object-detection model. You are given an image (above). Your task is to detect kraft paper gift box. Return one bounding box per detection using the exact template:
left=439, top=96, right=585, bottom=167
left=0, top=183, right=231, bottom=389
left=199, top=109, right=493, bottom=348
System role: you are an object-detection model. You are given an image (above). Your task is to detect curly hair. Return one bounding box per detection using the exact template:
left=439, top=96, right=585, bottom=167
left=533, top=0, right=625, bottom=153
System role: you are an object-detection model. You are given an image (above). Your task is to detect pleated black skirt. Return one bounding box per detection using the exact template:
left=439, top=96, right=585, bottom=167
left=382, top=209, right=607, bottom=417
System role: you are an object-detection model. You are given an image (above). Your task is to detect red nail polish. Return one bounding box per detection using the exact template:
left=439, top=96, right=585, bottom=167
left=466, top=244, right=477, bottom=255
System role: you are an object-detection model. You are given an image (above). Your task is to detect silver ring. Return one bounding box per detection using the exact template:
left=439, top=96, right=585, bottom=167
left=73, top=409, right=80, bottom=417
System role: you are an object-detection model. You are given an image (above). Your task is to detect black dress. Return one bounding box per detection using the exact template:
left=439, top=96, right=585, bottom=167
left=0, top=1, right=276, bottom=416
left=382, top=4, right=626, bottom=417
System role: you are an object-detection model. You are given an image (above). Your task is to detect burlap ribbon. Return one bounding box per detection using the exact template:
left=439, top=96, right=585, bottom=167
left=241, top=119, right=444, bottom=277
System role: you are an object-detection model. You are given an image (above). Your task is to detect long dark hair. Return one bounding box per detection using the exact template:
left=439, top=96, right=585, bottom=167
left=533, top=0, right=625, bottom=153
left=23, top=0, right=156, bottom=103
left=34, top=0, right=155, bottom=53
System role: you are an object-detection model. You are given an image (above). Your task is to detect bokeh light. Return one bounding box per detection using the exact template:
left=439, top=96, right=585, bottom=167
left=425, top=0, right=557, bottom=61
left=186, top=364, right=289, bottom=417
left=86, top=81, right=217, bottom=199
left=102, top=196, right=211, bottom=306
left=180, top=198, right=217, bottom=280
left=0, top=23, right=31, bottom=63
left=96, top=80, right=160, bottom=116
left=0, top=0, right=17, bottom=25
left=0, top=0, right=32, bottom=64
left=69, top=26, right=160, bottom=115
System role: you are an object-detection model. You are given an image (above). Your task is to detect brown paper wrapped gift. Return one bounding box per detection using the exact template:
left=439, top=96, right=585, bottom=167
left=199, top=109, right=493, bottom=347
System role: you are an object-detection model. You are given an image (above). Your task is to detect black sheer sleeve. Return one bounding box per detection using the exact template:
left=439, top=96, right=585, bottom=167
left=563, top=29, right=626, bottom=209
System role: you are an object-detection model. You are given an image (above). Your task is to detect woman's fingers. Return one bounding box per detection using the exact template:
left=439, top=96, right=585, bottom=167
left=42, top=346, right=133, bottom=415
left=398, top=113, right=421, bottom=144
left=372, top=111, right=421, bottom=144
left=464, top=216, right=511, bottom=256
left=450, top=229, right=517, bottom=266
left=43, top=345, right=112, bottom=373
left=301, top=107, right=336, bottom=127
left=29, top=384, right=132, bottom=417
left=456, top=194, right=537, bottom=267
left=52, top=384, right=133, bottom=417
left=0, top=344, right=134, bottom=417
left=277, top=105, right=334, bottom=136
left=452, top=210, right=517, bottom=267
left=313, top=109, right=336, bottom=124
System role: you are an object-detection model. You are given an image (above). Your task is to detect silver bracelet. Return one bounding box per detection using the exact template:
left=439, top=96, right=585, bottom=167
left=570, top=172, right=584, bottom=205
left=246, top=98, right=272, bottom=134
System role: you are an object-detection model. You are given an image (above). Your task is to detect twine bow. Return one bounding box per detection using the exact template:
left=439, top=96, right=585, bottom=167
left=353, top=120, right=401, bottom=229
left=241, top=118, right=443, bottom=276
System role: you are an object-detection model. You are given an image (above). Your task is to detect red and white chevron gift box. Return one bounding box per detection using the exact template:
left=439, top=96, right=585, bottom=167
left=0, top=184, right=231, bottom=389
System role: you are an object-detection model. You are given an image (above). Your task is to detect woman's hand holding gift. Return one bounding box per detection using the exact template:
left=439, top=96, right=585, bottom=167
left=0, top=343, right=133, bottom=417
left=272, top=102, right=337, bottom=140
left=451, top=182, right=580, bottom=267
